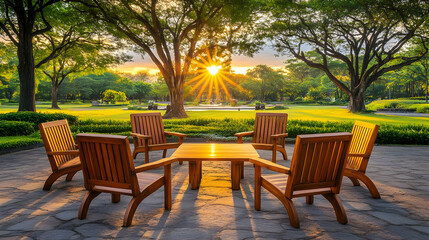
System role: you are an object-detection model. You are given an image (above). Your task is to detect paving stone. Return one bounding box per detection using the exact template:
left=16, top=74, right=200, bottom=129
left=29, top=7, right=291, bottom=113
left=410, top=226, right=429, bottom=235
left=369, top=212, right=420, bottom=225
left=7, top=216, right=62, bottom=231
left=55, top=211, right=78, bottom=221
left=1, top=144, right=429, bottom=239
left=74, top=223, right=115, bottom=237
left=218, top=229, right=255, bottom=240
left=37, top=229, right=77, bottom=240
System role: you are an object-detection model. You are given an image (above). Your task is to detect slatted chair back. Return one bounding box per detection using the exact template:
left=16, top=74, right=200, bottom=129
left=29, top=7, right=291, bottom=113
left=253, top=113, right=288, bottom=144
left=285, top=133, right=352, bottom=198
left=131, top=113, right=166, bottom=146
left=346, top=121, right=379, bottom=172
left=77, top=134, right=140, bottom=196
left=39, top=119, right=76, bottom=171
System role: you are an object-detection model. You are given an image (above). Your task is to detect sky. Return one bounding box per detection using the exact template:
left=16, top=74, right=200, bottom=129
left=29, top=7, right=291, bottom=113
left=114, top=46, right=288, bottom=75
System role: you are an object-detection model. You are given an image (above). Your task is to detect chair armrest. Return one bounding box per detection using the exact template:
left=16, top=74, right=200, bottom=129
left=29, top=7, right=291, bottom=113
left=249, top=158, right=291, bottom=174
left=130, top=133, right=151, bottom=139
left=270, top=133, right=288, bottom=139
left=234, top=131, right=254, bottom=137
left=47, top=150, right=79, bottom=156
left=133, top=157, right=177, bottom=173
left=164, top=131, right=187, bottom=138
left=348, top=153, right=371, bottom=158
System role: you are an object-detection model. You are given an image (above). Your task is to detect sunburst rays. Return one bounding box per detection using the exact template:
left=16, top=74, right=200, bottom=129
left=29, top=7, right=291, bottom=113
left=185, top=49, right=244, bottom=103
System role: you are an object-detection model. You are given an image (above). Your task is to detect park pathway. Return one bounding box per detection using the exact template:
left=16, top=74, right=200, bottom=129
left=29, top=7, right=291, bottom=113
left=0, top=142, right=428, bottom=239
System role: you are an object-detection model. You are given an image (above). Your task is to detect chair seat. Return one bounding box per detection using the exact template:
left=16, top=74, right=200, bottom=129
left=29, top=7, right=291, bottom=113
left=92, top=172, right=163, bottom=196
left=262, top=174, right=332, bottom=197
left=253, top=143, right=285, bottom=150
left=263, top=173, right=288, bottom=192
left=58, top=157, right=81, bottom=170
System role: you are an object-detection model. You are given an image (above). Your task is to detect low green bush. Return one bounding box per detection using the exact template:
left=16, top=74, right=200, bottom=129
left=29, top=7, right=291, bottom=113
left=127, top=105, right=147, bottom=110
left=71, top=119, right=130, bottom=133
left=64, top=118, right=428, bottom=145
left=0, top=120, right=35, bottom=136
left=0, top=112, right=78, bottom=129
left=267, top=105, right=289, bottom=110
left=0, top=136, right=42, bottom=150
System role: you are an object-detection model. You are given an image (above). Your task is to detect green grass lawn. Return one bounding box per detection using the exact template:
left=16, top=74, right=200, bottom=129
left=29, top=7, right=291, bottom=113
left=1, top=103, right=428, bottom=126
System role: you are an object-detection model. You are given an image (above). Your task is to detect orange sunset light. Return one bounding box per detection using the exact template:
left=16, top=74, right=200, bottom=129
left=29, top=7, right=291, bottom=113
left=185, top=50, right=244, bottom=102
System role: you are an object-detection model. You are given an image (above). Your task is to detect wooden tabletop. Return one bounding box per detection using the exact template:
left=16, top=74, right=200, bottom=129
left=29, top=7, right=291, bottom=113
left=171, top=143, right=259, bottom=161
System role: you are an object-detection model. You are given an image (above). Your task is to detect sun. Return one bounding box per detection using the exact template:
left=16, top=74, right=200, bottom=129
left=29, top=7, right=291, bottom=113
left=185, top=49, right=246, bottom=103
left=207, top=65, right=221, bottom=76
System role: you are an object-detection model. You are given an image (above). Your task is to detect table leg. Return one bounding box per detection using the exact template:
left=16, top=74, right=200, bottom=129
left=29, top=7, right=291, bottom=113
left=189, top=161, right=202, bottom=190
left=231, top=161, right=241, bottom=190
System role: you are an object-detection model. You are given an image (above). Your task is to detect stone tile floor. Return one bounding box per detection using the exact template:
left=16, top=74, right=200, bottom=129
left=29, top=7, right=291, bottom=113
left=0, top=142, right=428, bottom=239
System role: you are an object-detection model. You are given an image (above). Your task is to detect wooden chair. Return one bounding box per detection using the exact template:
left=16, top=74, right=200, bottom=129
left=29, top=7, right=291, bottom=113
left=130, top=112, right=186, bottom=163
left=76, top=133, right=174, bottom=227
left=344, top=121, right=380, bottom=198
left=39, top=119, right=81, bottom=191
left=250, top=132, right=352, bottom=228
left=235, top=112, right=288, bottom=163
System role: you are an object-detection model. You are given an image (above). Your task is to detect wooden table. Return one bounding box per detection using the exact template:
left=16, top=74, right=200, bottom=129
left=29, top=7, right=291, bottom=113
left=171, top=143, right=260, bottom=190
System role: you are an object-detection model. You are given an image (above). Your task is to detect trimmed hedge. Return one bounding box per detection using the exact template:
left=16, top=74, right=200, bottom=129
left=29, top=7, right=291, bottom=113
left=0, top=112, right=78, bottom=129
left=71, top=119, right=130, bottom=133
left=0, top=120, right=35, bottom=136
left=0, top=136, right=42, bottom=150
left=66, top=118, right=428, bottom=144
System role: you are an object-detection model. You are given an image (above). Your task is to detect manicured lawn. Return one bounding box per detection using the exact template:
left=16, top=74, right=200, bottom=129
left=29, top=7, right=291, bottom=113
left=1, top=103, right=428, bottom=126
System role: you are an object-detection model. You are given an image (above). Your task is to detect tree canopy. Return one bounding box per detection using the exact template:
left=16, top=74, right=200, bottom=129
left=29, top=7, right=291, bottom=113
left=268, top=0, right=429, bottom=112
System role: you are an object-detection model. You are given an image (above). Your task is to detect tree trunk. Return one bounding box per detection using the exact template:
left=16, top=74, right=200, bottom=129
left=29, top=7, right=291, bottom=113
left=349, top=89, right=366, bottom=113
left=163, top=86, right=187, bottom=119
left=17, top=34, right=36, bottom=112
left=51, top=83, right=60, bottom=109
left=426, top=77, right=429, bottom=102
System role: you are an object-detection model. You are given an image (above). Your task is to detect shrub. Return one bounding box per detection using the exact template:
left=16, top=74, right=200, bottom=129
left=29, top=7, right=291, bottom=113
left=0, top=120, right=35, bottom=136
left=0, top=136, right=42, bottom=150
left=71, top=119, right=131, bottom=133
left=127, top=105, right=147, bottom=110
left=267, top=105, right=289, bottom=110
left=0, top=112, right=78, bottom=129
left=385, top=102, right=400, bottom=108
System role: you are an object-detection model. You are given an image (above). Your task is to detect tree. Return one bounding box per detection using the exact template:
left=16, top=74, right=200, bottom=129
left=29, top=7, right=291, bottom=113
left=133, top=81, right=152, bottom=104
left=269, top=0, right=429, bottom=112
left=74, top=0, right=261, bottom=118
left=103, top=89, right=126, bottom=103
left=0, top=0, right=78, bottom=111
left=35, top=5, right=130, bottom=109
left=246, top=65, right=286, bottom=101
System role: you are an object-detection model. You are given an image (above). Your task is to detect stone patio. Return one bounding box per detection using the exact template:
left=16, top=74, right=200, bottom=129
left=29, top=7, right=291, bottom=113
left=0, top=142, right=428, bottom=239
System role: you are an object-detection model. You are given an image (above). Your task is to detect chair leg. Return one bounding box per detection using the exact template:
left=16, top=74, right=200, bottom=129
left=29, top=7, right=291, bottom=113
left=347, top=176, right=361, bottom=186
left=65, top=171, right=78, bottom=181
left=322, top=193, right=348, bottom=224
left=145, top=151, right=149, bottom=163
left=78, top=191, right=101, bottom=220
left=254, top=165, right=261, bottom=211
left=280, top=197, right=300, bottom=228
left=112, top=193, right=120, bottom=203
left=271, top=148, right=277, bottom=163
left=306, top=195, right=314, bottom=204
left=123, top=195, right=145, bottom=227
left=164, top=165, right=172, bottom=210
left=355, top=173, right=381, bottom=199
left=162, top=149, right=167, bottom=158
left=43, top=172, right=64, bottom=191
left=132, top=150, right=139, bottom=160
left=279, top=148, right=287, bottom=160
